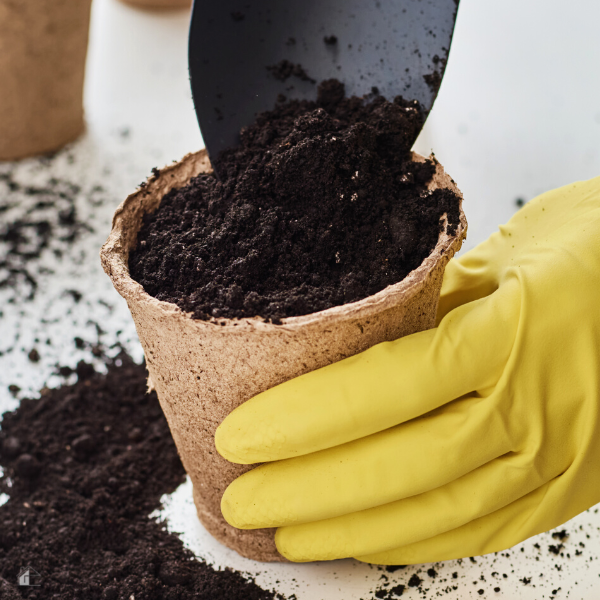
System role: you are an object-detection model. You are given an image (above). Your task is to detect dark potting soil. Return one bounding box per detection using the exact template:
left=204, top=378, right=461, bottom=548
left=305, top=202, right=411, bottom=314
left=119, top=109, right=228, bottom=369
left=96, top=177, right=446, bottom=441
left=129, top=79, right=461, bottom=323
left=0, top=355, right=279, bottom=600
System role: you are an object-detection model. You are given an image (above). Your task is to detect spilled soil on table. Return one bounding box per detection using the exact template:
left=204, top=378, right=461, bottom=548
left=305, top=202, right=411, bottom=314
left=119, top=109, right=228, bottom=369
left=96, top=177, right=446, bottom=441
left=0, top=355, right=280, bottom=600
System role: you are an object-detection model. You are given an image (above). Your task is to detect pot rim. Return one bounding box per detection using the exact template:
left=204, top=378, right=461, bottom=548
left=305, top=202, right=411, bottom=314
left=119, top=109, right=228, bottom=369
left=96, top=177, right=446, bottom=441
left=100, top=149, right=467, bottom=333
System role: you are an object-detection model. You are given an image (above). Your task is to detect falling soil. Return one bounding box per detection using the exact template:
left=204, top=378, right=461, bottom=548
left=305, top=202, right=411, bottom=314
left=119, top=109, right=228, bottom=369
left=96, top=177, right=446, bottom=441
left=129, top=80, right=460, bottom=323
left=0, top=355, right=278, bottom=600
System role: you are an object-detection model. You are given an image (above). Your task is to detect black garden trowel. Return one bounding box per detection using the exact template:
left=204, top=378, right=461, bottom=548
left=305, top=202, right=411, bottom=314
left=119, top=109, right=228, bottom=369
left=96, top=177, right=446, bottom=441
left=189, top=0, right=459, bottom=178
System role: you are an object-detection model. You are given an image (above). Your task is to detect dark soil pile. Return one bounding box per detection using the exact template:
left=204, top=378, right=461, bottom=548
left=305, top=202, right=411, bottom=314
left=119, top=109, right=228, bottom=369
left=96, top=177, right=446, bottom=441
left=0, top=356, right=278, bottom=600
left=129, top=80, right=460, bottom=323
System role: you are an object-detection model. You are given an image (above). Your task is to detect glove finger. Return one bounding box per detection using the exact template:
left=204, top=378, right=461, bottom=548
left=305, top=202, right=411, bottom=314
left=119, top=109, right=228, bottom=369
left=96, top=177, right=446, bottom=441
left=356, top=478, right=564, bottom=565
left=221, top=392, right=512, bottom=529
left=216, top=278, right=520, bottom=465
left=274, top=451, right=552, bottom=562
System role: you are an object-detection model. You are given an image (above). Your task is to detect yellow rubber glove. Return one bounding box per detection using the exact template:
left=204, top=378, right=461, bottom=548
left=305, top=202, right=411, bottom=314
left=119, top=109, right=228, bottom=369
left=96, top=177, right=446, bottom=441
left=215, top=176, right=600, bottom=564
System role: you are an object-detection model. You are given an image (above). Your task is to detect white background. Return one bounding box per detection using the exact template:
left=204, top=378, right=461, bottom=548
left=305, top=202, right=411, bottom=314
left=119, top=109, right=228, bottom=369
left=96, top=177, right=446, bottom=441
left=1, top=0, right=600, bottom=598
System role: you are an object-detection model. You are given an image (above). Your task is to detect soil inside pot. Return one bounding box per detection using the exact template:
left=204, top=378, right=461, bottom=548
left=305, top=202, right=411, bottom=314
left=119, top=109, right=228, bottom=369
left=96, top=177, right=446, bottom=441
left=0, top=355, right=279, bottom=600
left=129, top=79, right=460, bottom=323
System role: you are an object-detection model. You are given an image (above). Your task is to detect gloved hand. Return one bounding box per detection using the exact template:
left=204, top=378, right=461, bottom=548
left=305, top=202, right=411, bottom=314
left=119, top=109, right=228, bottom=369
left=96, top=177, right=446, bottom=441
left=215, top=176, right=600, bottom=564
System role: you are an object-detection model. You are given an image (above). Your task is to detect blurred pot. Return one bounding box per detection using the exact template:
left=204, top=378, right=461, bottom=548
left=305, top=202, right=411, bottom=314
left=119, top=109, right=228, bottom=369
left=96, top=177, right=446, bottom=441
left=118, top=0, right=191, bottom=8
left=0, top=0, right=92, bottom=161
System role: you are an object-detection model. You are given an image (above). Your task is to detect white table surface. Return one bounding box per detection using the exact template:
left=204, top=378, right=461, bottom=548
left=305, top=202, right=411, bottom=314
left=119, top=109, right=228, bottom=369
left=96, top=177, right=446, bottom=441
left=1, top=0, right=600, bottom=598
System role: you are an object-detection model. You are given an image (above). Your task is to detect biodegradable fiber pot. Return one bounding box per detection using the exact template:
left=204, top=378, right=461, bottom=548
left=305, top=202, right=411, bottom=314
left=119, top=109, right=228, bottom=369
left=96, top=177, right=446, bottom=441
left=0, top=0, right=92, bottom=161
left=101, top=149, right=467, bottom=562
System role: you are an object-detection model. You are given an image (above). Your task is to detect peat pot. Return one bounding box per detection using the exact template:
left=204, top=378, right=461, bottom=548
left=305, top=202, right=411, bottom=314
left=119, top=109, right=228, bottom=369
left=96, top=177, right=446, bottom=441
left=101, top=149, right=467, bottom=561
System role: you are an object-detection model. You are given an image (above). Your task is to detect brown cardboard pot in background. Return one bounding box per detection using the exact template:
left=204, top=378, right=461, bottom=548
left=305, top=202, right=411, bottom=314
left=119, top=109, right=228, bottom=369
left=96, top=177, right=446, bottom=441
left=101, top=149, right=467, bottom=561
left=0, top=0, right=92, bottom=161
left=118, top=0, right=191, bottom=8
